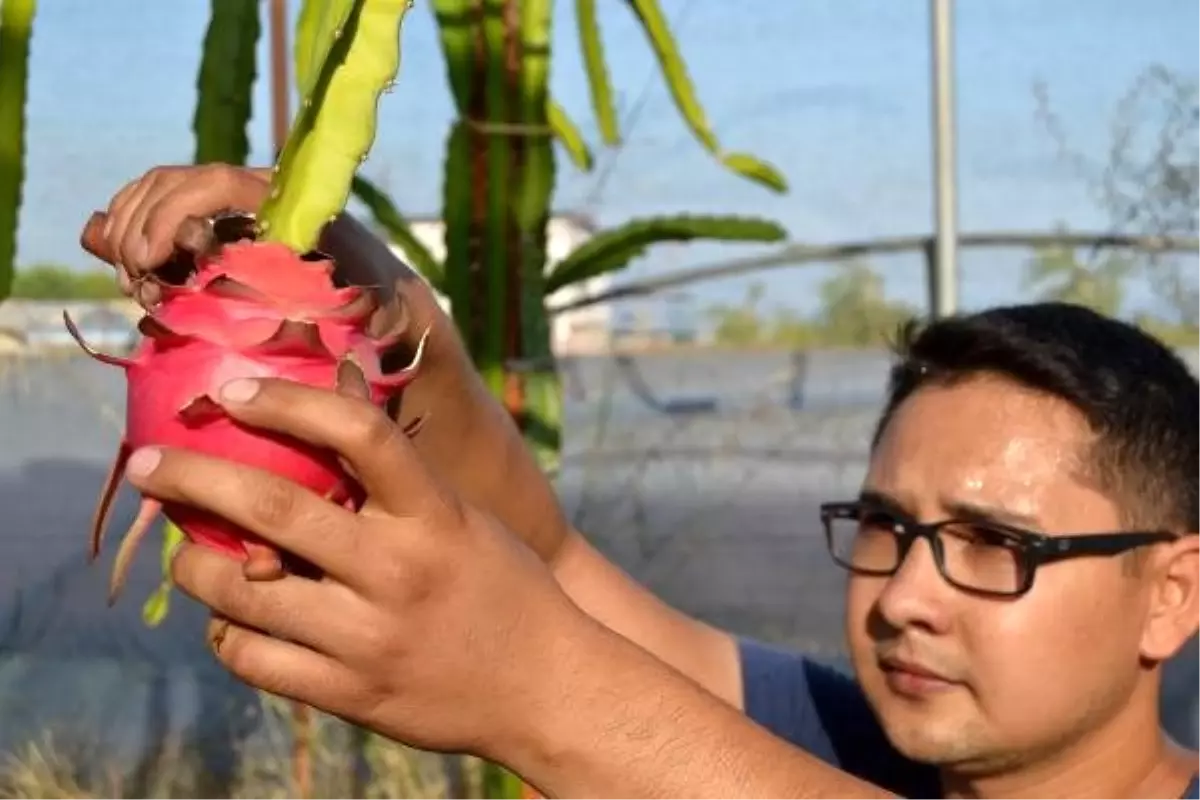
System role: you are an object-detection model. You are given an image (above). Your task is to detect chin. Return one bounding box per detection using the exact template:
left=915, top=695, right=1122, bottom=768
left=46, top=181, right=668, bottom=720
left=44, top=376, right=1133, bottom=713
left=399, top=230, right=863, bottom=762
left=863, top=677, right=995, bottom=767
left=876, top=706, right=1024, bottom=774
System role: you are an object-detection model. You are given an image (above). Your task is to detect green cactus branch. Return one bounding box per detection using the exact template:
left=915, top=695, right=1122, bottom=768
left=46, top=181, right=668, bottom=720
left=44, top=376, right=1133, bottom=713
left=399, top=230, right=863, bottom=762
left=193, top=0, right=261, bottom=166
left=545, top=214, right=787, bottom=295
left=350, top=174, right=445, bottom=291
left=0, top=0, right=36, bottom=304
left=259, top=0, right=414, bottom=254
left=293, top=0, right=359, bottom=104
left=622, top=0, right=788, bottom=194
left=549, top=99, right=593, bottom=171
left=515, top=0, right=561, bottom=474
left=575, top=0, right=619, bottom=146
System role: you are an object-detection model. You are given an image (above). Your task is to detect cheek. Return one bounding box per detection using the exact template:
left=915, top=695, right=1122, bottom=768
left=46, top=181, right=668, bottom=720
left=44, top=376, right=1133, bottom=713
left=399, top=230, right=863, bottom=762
left=844, top=578, right=880, bottom=660
left=965, top=577, right=1144, bottom=731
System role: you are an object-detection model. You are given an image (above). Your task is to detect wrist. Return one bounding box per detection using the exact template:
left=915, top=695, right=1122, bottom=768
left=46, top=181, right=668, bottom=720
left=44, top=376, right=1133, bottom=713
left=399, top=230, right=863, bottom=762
left=490, top=607, right=708, bottom=797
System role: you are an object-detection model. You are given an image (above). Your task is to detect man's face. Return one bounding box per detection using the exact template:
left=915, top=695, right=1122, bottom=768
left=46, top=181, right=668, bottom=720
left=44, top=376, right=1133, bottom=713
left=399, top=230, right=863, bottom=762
left=845, top=375, right=1158, bottom=771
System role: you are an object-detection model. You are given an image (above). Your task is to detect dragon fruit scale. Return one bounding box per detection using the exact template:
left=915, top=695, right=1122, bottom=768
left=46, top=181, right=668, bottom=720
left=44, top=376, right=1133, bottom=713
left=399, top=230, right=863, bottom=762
left=64, top=227, right=428, bottom=604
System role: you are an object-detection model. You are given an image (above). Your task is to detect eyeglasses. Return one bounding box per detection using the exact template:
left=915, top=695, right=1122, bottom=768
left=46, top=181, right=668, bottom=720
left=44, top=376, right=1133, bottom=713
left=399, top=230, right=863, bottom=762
left=819, top=500, right=1177, bottom=598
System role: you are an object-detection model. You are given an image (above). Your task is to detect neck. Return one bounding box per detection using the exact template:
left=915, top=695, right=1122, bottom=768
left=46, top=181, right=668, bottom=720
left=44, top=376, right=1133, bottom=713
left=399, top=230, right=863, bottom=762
left=940, top=686, right=1196, bottom=799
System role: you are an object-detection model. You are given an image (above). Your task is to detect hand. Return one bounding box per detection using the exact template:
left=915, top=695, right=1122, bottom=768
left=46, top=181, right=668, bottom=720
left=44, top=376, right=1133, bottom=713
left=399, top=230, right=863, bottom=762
left=124, top=376, right=585, bottom=760
left=80, top=163, right=571, bottom=564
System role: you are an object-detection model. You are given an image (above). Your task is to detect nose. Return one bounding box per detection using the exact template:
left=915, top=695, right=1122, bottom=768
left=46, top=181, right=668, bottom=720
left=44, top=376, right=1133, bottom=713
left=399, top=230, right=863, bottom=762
left=873, top=535, right=954, bottom=635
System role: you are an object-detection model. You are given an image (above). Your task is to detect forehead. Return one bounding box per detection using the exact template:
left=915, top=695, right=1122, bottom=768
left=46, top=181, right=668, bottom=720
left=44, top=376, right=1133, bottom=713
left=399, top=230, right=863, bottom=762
left=866, top=374, right=1120, bottom=531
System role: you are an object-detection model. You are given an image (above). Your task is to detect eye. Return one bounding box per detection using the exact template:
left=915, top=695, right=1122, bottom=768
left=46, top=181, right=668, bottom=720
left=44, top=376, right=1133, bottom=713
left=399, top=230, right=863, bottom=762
left=944, top=522, right=1021, bottom=549
left=860, top=509, right=901, bottom=535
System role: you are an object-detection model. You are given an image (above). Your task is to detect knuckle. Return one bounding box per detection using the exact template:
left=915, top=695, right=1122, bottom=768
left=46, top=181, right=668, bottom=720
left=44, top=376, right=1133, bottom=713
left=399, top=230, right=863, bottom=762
left=144, top=165, right=179, bottom=185
left=345, top=403, right=400, bottom=454
left=247, top=477, right=301, bottom=530
left=202, top=161, right=234, bottom=185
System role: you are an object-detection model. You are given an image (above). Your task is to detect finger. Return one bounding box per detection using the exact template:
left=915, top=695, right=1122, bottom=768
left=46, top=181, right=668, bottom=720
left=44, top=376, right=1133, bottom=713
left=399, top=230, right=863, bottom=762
left=81, top=165, right=269, bottom=269
left=139, top=164, right=268, bottom=263
left=83, top=208, right=212, bottom=270
left=171, top=542, right=354, bottom=655
left=213, top=376, right=454, bottom=522
left=135, top=279, right=163, bottom=308
left=116, top=268, right=134, bottom=297
left=204, top=615, right=366, bottom=715
left=123, top=446, right=368, bottom=584
left=99, top=175, right=145, bottom=255
left=139, top=164, right=269, bottom=266
left=109, top=174, right=163, bottom=273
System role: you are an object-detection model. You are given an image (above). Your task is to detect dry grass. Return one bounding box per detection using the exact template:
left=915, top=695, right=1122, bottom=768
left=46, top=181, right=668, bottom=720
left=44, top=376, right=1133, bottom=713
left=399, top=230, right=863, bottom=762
left=0, top=692, right=485, bottom=799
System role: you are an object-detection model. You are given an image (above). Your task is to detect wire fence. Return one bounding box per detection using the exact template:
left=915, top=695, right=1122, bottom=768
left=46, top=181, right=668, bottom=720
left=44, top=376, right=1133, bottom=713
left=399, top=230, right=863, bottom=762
left=0, top=319, right=1196, bottom=796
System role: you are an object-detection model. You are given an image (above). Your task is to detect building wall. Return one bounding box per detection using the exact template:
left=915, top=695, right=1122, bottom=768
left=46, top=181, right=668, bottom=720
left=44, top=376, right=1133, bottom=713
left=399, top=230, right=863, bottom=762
left=388, top=216, right=614, bottom=354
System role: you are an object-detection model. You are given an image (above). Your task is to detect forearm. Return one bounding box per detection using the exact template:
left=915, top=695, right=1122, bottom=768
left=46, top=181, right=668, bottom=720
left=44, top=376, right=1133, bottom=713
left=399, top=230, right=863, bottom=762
left=551, top=529, right=744, bottom=709
left=317, top=212, right=570, bottom=562
left=502, top=614, right=893, bottom=799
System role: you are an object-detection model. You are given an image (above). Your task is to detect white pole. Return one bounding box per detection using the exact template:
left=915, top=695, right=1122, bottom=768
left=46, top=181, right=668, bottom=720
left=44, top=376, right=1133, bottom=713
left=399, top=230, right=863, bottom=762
left=930, top=0, right=959, bottom=316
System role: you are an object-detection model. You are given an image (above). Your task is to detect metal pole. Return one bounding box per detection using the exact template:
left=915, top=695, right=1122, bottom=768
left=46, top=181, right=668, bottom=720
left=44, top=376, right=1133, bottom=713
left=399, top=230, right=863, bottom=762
left=269, top=0, right=290, bottom=158
left=930, top=0, right=959, bottom=317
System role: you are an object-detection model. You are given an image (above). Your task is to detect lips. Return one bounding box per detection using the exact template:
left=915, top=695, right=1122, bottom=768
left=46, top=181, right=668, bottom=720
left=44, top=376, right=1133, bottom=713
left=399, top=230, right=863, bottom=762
left=878, top=655, right=959, bottom=697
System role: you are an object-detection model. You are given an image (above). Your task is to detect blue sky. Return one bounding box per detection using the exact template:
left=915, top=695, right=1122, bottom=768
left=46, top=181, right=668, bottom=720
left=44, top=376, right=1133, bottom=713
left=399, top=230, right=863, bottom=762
left=16, top=0, right=1199, bottom=316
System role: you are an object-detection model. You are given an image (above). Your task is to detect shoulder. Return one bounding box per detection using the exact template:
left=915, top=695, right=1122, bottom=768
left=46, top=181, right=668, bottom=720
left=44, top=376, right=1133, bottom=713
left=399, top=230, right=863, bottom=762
left=737, top=637, right=939, bottom=798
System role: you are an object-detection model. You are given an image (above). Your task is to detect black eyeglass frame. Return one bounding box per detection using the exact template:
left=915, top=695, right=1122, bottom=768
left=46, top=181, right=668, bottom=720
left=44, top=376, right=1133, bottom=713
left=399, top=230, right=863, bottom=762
left=819, top=500, right=1178, bottom=598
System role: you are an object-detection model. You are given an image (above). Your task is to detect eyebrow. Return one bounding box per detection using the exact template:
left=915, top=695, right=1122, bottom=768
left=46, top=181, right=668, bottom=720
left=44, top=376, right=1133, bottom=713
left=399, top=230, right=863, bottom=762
left=858, top=488, right=1043, bottom=531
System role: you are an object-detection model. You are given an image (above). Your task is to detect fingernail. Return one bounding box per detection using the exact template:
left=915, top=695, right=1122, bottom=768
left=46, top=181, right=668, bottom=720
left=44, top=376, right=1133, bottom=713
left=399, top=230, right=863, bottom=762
left=220, top=378, right=260, bottom=403
left=209, top=619, right=231, bottom=654
left=126, top=447, right=162, bottom=477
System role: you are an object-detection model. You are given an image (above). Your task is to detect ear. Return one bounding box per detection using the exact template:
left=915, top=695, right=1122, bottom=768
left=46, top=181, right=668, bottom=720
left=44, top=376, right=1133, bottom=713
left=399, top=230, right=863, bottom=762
left=1139, top=533, right=1200, bottom=662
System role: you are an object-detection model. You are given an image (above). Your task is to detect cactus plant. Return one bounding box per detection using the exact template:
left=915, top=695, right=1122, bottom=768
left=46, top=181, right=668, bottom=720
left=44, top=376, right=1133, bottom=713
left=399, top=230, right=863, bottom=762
left=0, top=0, right=36, bottom=305
left=258, top=0, right=413, bottom=252
left=193, top=0, right=261, bottom=165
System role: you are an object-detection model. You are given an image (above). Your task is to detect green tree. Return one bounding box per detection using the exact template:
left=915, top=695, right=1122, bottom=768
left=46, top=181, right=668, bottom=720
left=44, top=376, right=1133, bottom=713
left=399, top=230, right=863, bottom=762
left=10, top=263, right=122, bottom=300
left=1035, top=65, right=1198, bottom=330
left=815, top=260, right=917, bottom=347
left=707, top=281, right=765, bottom=346
left=705, top=264, right=919, bottom=349
left=1021, top=230, right=1133, bottom=318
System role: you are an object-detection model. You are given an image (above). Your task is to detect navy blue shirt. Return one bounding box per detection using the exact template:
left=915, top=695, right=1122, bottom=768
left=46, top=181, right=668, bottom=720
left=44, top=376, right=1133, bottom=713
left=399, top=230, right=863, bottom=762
left=738, top=638, right=1200, bottom=799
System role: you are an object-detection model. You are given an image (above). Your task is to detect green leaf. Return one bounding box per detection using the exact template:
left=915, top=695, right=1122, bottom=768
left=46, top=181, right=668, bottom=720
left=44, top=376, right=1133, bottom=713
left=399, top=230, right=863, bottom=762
left=0, top=0, right=36, bottom=304
left=193, top=0, right=261, bottom=166
left=623, top=0, right=788, bottom=194
left=546, top=214, right=787, bottom=295
left=293, top=0, right=357, bottom=103
left=575, top=0, right=619, bottom=145
left=720, top=151, right=789, bottom=195
left=161, top=521, right=185, bottom=573
left=548, top=99, right=593, bottom=172
left=142, top=520, right=186, bottom=629
left=142, top=584, right=172, bottom=629
left=259, top=0, right=414, bottom=253
left=350, top=174, right=445, bottom=291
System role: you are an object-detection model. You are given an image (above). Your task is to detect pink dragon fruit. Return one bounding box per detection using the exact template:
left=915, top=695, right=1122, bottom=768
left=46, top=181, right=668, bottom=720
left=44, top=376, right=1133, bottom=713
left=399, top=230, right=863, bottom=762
left=64, top=224, right=427, bottom=603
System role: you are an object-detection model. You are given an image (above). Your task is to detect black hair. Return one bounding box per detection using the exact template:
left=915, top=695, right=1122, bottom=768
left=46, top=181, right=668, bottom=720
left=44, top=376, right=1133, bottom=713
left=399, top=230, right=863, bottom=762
left=872, top=301, right=1199, bottom=531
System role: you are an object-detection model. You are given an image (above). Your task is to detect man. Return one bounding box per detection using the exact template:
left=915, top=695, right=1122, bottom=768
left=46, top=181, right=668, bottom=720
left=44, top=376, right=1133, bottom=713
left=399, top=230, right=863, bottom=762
left=84, top=164, right=1199, bottom=798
